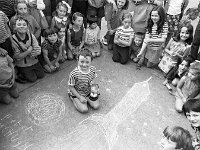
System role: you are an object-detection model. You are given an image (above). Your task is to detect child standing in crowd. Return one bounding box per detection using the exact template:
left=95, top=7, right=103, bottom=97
left=160, top=126, right=194, bottom=150
left=184, top=99, right=200, bottom=150
left=67, top=12, right=85, bottom=60
left=57, top=26, right=68, bottom=61
left=12, top=17, right=44, bottom=83
left=0, top=11, right=14, bottom=58
left=68, top=48, right=100, bottom=113
left=10, top=1, right=41, bottom=40
left=51, top=1, right=71, bottom=29
left=0, top=48, right=19, bottom=104
left=130, top=32, right=145, bottom=69
left=84, top=15, right=101, bottom=58
left=175, top=61, right=200, bottom=113
left=105, top=0, right=129, bottom=50
left=164, top=0, right=189, bottom=45
left=163, top=59, right=189, bottom=91
left=159, top=23, right=193, bottom=73
left=112, top=13, right=134, bottom=64
left=40, top=28, right=62, bottom=73
left=137, top=6, right=168, bottom=68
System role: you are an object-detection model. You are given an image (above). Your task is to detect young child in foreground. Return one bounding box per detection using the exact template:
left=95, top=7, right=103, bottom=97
left=160, top=126, right=194, bottom=150
left=68, top=48, right=100, bottom=113
left=0, top=49, right=19, bottom=104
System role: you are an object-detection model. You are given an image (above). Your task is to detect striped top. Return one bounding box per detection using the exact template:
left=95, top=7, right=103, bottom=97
left=0, top=11, right=10, bottom=44
left=0, top=0, right=16, bottom=19
left=115, top=26, right=134, bottom=47
left=68, top=66, right=96, bottom=97
left=145, top=22, right=168, bottom=48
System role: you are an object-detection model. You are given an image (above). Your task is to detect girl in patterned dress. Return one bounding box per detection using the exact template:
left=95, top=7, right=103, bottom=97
left=137, top=6, right=168, bottom=68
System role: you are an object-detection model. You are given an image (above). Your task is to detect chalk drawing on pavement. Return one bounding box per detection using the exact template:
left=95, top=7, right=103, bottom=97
left=56, top=77, right=152, bottom=150
left=25, top=92, right=65, bottom=126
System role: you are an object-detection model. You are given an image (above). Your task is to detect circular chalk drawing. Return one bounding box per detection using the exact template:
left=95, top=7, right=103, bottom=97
left=26, top=92, right=65, bottom=126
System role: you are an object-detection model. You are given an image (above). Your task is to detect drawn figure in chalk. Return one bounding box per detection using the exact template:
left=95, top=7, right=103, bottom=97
left=160, top=126, right=193, bottom=150
left=68, top=48, right=100, bottom=113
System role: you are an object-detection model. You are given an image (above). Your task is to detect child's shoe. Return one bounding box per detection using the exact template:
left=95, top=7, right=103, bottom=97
left=1, top=95, right=13, bottom=104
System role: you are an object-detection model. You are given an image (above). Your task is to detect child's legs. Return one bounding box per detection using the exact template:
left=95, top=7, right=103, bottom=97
left=33, top=62, right=45, bottom=79
left=0, top=89, right=12, bottom=104
left=0, top=38, right=14, bottom=58
left=18, top=66, right=37, bottom=82
left=9, top=82, right=19, bottom=98
left=175, top=95, right=184, bottom=112
left=172, top=78, right=180, bottom=86
left=88, top=99, right=100, bottom=110
left=67, top=49, right=74, bottom=60
left=119, top=46, right=129, bottom=64
left=97, top=6, right=104, bottom=28
left=69, top=96, right=88, bottom=113
left=112, top=44, right=120, bottom=62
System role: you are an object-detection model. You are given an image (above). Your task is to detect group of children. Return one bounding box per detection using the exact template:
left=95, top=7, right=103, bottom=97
left=0, top=0, right=200, bottom=149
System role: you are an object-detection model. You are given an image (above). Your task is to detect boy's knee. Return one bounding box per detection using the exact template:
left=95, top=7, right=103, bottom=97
left=78, top=106, right=89, bottom=113
left=91, top=103, right=100, bottom=110
left=1, top=95, right=13, bottom=104
left=175, top=107, right=183, bottom=113
left=112, top=56, right=119, bottom=63
left=27, top=75, right=37, bottom=82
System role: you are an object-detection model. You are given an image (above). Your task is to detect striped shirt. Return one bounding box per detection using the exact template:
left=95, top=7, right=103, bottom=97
left=0, top=11, right=10, bottom=44
left=145, top=22, right=168, bottom=48
left=115, top=26, right=134, bottom=47
left=68, top=66, right=96, bottom=97
left=0, top=0, right=16, bottom=19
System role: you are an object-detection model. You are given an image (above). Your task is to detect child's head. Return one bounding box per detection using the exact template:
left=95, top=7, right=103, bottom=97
left=57, top=26, right=66, bottom=39
left=72, top=12, right=84, bottom=28
left=15, top=1, right=28, bottom=16
left=77, top=48, right=93, bottom=72
left=161, top=126, right=193, bottom=150
left=43, top=28, right=58, bottom=44
left=147, top=5, right=165, bottom=34
left=188, top=61, right=200, bottom=81
left=185, top=8, right=199, bottom=21
left=183, top=99, right=200, bottom=128
left=121, top=13, right=132, bottom=29
left=178, top=59, right=190, bottom=72
left=87, top=15, right=98, bottom=29
left=116, top=0, right=129, bottom=10
left=56, top=1, right=71, bottom=19
left=175, top=24, right=193, bottom=45
left=132, top=0, right=142, bottom=5
left=134, top=32, right=144, bottom=46
left=15, top=16, right=28, bottom=34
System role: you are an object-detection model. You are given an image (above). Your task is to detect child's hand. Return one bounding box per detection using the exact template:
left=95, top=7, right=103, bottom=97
left=55, top=62, right=60, bottom=68
left=0, top=48, right=8, bottom=56
left=109, top=30, right=114, bottom=35
left=79, top=96, right=87, bottom=103
left=182, top=97, right=187, bottom=103
left=50, top=65, right=56, bottom=71
left=27, top=46, right=33, bottom=53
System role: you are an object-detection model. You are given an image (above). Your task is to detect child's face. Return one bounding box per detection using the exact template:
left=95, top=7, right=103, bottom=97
left=186, top=111, right=200, bottom=127
left=134, top=36, right=143, bottom=46
left=178, top=60, right=188, bottom=72
left=117, top=0, right=126, bottom=9
left=78, top=55, right=91, bottom=72
left=73, top=16, right=83, bottom=28
left=160, top=136, right=177, bottom=150
left=188, top=69, right=200, bottom=81
left=58, top=28, right=66, bottom=38
left=180, top=27, right=190, bottom=42
left=57, top=6, right=67, bottom=19
left=17, top=3, right=28, bottom=15
left=151, top=11, right=160, bottom=24
left=90, top=22, right=98, bottom=29
left=132, top=0, right=142, bottom=5
left=47, top=33, right=58, bottom=44
left=122, top=17, right=131, bottom=29
left=15, top=19, right=28, bottom=34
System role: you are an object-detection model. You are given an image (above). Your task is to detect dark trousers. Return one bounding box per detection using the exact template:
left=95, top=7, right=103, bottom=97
left=0, top=38, right=13, bottom=58
left=17, top=62, right=45, bottom=82
left=112, top=44, right=129, bottom=64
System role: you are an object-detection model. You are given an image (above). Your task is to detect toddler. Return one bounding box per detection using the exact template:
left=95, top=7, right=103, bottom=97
left=0, top=49, right=19, bottom=104
left=10, top=1, right=41, bottom=40
left=112, top=13, right=134, bottom=64
left=160, top=126, right=194, bottom=150
left=40, top=28, right=62, bottom=73
left=51, top=1, right=71, bottom=29
left=67, top=12, right=85, bottom=60
left=175, top=61, right=200, bottom=112
left=85, top=15, right=101, bottom=58
left=12, top=17, right=45, bottom=83
left=68, top=48, right=100, bottom=113
left=130, top=32, right=144, bottom=69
